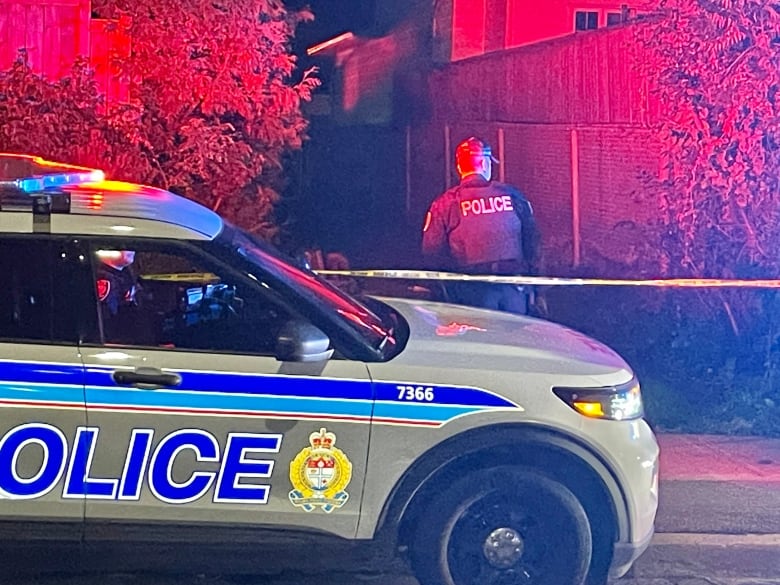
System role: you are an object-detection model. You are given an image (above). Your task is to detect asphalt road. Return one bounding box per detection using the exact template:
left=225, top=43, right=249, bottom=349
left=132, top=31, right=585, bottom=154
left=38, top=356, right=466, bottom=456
left=5, top=480, right=780, bottom=585
left=657, top=481, right=780, bottom=534
left=624, top=479, right=780, bottom=584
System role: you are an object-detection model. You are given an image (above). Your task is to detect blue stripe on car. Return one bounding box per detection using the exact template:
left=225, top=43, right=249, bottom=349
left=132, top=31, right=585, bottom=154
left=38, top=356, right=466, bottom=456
left=0, top=361, right=519, bottom=426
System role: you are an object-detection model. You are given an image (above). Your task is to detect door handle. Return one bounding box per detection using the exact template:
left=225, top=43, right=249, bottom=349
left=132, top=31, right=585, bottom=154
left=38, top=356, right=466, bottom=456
left=112, top=368, right=182, bottom=389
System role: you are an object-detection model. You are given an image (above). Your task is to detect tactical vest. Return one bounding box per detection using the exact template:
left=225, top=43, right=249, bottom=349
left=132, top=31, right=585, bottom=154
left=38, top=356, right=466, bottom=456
left=446, top=181, right=523, bottom=272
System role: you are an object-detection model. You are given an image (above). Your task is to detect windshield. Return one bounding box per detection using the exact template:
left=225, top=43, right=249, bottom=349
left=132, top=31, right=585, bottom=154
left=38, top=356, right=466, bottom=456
left=216, top=223, right=393, bottom=350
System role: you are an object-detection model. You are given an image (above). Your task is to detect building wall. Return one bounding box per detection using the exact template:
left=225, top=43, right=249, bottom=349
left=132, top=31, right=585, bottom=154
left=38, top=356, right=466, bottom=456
left=88, top=18, right=130, bottom=107
left=410, top=22, right=664, bottom=271
left=0, top=0, right=128, bottom=104
left=0, top=0, right=90, bottom=77
left=446, top=0, right=655, bottom=61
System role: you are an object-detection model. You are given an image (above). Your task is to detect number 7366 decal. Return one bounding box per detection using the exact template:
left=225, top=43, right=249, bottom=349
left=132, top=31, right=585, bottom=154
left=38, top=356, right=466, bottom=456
left=397, top=385, right=435, bottom=402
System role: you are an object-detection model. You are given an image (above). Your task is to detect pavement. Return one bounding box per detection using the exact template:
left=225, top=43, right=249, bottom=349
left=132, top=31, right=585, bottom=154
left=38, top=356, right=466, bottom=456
left=626, top=433, right=780, bottom=583
left=657, top=433, right=780, bottom=483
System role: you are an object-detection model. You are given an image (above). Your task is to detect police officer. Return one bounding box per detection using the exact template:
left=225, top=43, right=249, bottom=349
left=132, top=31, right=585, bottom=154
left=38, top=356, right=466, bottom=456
left=96, top=249, right=138, bottom=316
left=421, top=136, right=540, bottom=314
left=95, top=249, right=149, bottom=343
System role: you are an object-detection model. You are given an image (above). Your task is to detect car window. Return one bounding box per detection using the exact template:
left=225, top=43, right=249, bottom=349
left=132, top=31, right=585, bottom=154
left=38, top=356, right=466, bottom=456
left=90, top=241, right=293, bottom=355
left=0, top=237, right=83, bottom=343
left=216, top=223, right=396, bottom=353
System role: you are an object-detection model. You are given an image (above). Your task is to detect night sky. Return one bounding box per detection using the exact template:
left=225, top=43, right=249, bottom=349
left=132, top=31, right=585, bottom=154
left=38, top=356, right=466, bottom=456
left=286, top=0, right=422, bottom=90
left=287, top=0, right=377, bottom=50
left=286, top=0, right=423, bottom=51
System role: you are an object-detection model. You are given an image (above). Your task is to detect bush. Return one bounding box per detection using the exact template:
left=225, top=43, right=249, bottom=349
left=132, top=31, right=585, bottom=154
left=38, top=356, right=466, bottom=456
left=638, top=0, right=780, bottom=277
left=545, top=271, right=780, bottom=436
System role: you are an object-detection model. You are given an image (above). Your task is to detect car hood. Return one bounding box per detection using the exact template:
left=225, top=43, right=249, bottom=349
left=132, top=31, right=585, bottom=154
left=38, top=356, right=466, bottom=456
left=379, top=297, right=632, bottom=380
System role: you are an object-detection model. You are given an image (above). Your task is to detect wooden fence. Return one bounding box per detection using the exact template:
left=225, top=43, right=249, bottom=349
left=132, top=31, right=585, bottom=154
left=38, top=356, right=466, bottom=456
left=0, top=0, right=129, bottom=104
left=429, top=21, right=661, bottom=126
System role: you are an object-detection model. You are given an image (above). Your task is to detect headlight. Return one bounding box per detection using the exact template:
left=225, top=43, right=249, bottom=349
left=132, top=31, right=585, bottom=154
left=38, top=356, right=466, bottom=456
left=553, top=378, right=644, bottom=421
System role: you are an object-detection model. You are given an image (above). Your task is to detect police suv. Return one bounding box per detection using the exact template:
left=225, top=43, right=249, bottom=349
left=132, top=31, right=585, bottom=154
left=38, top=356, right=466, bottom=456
left=0, top=154, right=658, bottom=585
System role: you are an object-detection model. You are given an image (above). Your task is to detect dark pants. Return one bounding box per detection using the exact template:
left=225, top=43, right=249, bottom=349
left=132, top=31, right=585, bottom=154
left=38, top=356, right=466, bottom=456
left=447, top=282, right=529, bottom=315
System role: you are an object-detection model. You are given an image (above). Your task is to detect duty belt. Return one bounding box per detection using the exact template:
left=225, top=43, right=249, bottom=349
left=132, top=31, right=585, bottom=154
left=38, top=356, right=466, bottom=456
left=464, top=260, right=525, bottom=275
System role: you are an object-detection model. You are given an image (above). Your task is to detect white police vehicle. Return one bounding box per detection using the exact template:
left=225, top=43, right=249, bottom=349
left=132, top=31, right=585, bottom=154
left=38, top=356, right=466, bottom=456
left=0, top=154, right=658, bottom=585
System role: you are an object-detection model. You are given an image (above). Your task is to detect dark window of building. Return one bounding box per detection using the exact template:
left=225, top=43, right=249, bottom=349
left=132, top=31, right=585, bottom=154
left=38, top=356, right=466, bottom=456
left=575, top=11, right=599, bottom=31
left=606, top=12, right=623, bottom=26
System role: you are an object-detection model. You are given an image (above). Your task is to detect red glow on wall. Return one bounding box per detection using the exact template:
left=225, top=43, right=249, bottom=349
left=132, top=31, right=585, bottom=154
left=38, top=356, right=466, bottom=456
left=0, top=0, right=90, bottom=78
left=0, top=1, right=129, bottom=107
left=452, top=0, right=486, bottom=60
left=89, top=19, right=131, bottom=109
left=506, top=0, right=573, bottom=48
left=448, top=0, right=651, bottom=60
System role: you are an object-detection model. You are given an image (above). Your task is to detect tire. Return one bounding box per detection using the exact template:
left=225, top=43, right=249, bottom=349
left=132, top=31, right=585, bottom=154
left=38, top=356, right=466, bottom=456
left=411, top=466, right=592, bottom=585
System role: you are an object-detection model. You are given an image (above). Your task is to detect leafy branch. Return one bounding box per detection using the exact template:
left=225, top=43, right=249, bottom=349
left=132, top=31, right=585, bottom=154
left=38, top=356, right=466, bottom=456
left=638, top=0, right=780, bottom=278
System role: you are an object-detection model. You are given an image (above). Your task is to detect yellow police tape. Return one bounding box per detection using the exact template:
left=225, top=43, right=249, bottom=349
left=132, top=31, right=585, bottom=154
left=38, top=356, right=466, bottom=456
left=316, top=269, right=780, bottom=288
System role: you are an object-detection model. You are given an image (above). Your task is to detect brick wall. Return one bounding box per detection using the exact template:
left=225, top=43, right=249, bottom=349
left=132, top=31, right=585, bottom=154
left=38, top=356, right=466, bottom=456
left=501, top=124, right=573, bottom=260
left=576, top=126, right=660, bottom=264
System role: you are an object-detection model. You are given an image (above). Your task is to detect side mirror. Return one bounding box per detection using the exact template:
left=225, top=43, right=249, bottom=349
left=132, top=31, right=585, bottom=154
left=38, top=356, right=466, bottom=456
left=275, top=320, right=334, bottom=363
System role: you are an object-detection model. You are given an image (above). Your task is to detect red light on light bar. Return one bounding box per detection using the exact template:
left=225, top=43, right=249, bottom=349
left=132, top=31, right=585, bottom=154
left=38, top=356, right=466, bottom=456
left=87, top=192, right=104, bottom=210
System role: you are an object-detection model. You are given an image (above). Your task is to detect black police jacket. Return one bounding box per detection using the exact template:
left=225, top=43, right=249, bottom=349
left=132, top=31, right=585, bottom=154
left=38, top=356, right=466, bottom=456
left=421, top=175, right=540, bottom=274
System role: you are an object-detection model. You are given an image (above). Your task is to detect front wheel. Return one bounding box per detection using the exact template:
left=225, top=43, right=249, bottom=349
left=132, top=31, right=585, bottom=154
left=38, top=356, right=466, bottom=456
left=411, top=466, right=592, bottom=585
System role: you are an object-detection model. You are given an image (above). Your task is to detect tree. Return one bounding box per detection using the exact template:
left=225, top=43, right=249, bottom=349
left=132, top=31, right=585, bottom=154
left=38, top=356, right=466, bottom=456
left=1, top=0, right=319, bottom=239
left=639, top=0, right=780, bottom=277
left=0, top=54, right=111, bottom=166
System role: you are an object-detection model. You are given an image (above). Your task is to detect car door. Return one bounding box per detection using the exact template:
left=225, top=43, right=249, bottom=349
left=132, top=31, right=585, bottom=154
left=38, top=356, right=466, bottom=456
left=0, top=235, right=89, bottom=539
left=78, top=238, right=373, bottom=541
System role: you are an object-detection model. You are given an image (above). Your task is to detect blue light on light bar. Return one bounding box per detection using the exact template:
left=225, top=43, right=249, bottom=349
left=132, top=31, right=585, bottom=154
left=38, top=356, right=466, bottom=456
left=16, top=170, right=105, bottom=193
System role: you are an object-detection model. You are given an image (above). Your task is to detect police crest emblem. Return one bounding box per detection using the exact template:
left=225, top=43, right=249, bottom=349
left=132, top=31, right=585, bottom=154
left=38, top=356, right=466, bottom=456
left=96, top=278, right=110, bottom=302
left=289, top=428, right=352, bottom=513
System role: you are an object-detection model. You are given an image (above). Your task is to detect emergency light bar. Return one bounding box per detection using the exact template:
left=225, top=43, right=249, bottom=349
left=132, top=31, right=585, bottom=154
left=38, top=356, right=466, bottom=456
left=0, top=153, right=105, bottom=195
left=0, top=154, right=106, bottom=222
left=15, top=169, right=105, bottom=193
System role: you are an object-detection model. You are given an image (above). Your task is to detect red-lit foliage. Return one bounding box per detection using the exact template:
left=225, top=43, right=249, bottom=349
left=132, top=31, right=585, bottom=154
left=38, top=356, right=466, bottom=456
left=639, top=0, right=780, bottom=276
left=0, top=53, right=137, bottom=172
left=101, top=0, right=319, bottom=234
left=0, top=0, right=319, bottom=238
